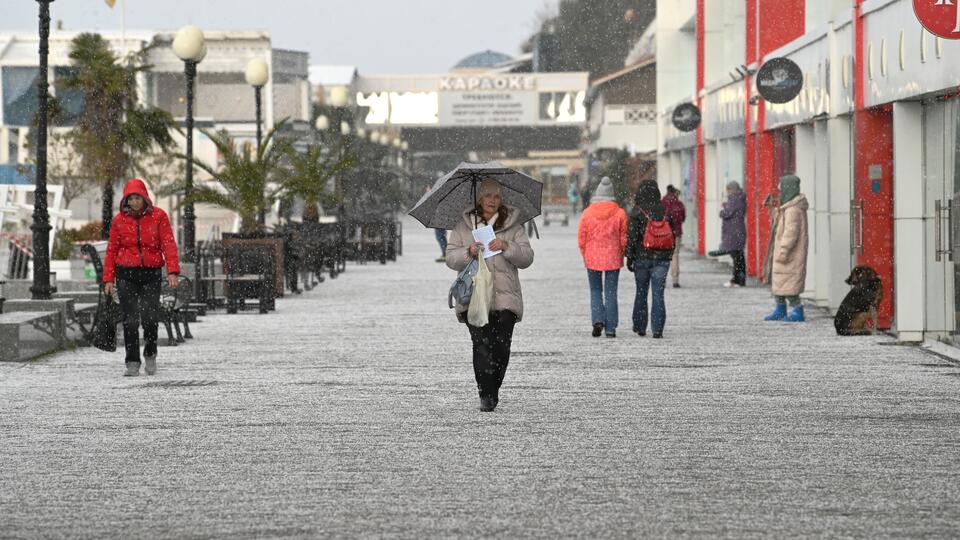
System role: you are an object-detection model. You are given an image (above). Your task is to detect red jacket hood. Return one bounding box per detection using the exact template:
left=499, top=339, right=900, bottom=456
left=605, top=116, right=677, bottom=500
left=120, top=178, right=154, bottom=210
left=584, top=200, right=622, bottom=220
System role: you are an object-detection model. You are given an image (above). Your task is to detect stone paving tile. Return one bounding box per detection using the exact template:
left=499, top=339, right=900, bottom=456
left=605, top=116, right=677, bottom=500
left=2, top=216, right=960, bottom=538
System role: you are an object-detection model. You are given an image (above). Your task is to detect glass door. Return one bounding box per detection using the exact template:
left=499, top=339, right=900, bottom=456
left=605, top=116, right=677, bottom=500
left=923, top=99, right=959, bottom=344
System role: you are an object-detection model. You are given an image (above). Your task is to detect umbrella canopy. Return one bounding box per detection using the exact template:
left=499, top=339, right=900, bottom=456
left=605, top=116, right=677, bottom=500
left=409, top=162, right=543, bottom=230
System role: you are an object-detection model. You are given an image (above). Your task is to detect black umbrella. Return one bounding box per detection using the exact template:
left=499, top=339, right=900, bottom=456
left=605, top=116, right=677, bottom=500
left=409, top=161, right=543, bottom=230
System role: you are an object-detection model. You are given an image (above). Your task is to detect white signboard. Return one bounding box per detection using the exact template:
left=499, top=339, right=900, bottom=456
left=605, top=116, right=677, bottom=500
left=438, top=91, right=537, bottom=126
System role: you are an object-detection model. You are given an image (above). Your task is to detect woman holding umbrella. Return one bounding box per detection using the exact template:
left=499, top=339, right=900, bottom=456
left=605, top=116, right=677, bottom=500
left=445, top=178, right=535, bottom=412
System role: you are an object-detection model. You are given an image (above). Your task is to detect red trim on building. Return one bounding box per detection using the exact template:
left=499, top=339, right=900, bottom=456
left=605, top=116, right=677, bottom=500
left=695, top=0, right=706, bottom=256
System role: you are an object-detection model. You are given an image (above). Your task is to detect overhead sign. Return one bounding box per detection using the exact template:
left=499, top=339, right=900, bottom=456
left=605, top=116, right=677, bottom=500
left=438, top=92, right=538, bottom=126
left=671, top=103, right=701, bottom=132
left=913, top=0, right=960, bottom=39
left=756, top=57, right=804, bottom=104
left=439, top=75, right=537, bottom=92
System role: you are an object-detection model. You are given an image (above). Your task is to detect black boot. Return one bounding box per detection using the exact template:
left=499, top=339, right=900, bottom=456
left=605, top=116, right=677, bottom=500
left=479, top=395, right=496, bottom=412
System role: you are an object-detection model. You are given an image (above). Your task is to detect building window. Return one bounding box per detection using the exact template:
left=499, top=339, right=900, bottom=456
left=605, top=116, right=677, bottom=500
left=936, top=36, right=943, bottom=58
left=53, top=67, right=83, bottom=126
left=2, top=67, right=41, bottom=127
left=880, top=38, right=887, bottom=77
left=868, top=43, right=874, bottom=80
left=842, top=56, right=850, bottom=88
left=899, top=31, right=906, bottom=71
left=921, top=28, right=928, bottom=63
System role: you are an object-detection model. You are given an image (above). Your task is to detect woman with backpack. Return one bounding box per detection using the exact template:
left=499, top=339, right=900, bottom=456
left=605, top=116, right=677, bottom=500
left=626, top=179, right=675, bottom=338
left=446, top=178, right=535, bottom=412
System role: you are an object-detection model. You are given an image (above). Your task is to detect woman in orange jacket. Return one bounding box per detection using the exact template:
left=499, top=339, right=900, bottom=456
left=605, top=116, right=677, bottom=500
left=103, top=178, right=180, bottom=377
left=577, top=177, right=628, bottom=338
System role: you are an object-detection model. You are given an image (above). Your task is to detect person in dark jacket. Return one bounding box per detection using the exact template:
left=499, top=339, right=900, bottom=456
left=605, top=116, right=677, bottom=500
left=719, top=181, right=747, bottom=287
left=661, top=185, right=687, bottom=288
left=103, top=179, right=180, bottom=377
left=626, top=180, right=674, bottom=338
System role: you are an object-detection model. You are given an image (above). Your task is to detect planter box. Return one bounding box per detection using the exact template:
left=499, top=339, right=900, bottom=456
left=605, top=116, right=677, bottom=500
left=220, top=235, right=285, bottom=296
left=50, top=259, right=86, bottom=282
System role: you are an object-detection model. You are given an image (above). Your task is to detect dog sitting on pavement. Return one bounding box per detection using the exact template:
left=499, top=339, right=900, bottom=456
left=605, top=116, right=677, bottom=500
left=834, top=265, right=883, bottom=336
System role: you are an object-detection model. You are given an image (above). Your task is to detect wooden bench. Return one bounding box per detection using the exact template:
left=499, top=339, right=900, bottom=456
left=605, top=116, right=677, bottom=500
left=0, top=310, right=63, bottom=361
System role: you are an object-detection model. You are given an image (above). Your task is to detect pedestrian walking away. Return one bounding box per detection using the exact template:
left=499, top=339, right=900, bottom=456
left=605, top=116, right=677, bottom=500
left=434, top=228, right=448, bottom=262
left=578, top=176, right=627, bottom=338
left=762, top=174, right=809, bottom=322
left=719, top=181, right=747, bottom=288
left=103, top=178, right=180, bottom=377
left=568, top=181, right=580, bottom=215
left=626, top=179, right=675, bottom=338
left=446, top=178, right=535, bottom=412
left=661, top=184, right=687, bottom=288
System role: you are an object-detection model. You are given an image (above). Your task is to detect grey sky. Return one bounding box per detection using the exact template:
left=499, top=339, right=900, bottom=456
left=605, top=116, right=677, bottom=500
left=2, top=0, right=556, bottom=74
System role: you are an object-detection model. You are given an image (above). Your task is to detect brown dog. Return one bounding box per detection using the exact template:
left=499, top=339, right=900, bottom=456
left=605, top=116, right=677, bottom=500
left=834, top=266, right=883, bottom=335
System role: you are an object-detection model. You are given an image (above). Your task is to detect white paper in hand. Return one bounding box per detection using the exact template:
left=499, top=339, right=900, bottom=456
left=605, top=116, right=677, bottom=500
left=471, top=224, right=502, bottom=259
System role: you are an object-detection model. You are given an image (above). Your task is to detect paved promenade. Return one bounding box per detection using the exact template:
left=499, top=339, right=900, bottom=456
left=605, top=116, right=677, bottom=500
left=2, top=217, right=960, bottom=538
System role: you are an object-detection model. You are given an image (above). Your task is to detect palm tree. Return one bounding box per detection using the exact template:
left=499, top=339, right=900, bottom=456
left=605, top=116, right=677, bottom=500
left=169, top=122, right=290, bottom=236
left=278, top=141, right=356, bottom=222
left=60, top=33, right=176, bottom=238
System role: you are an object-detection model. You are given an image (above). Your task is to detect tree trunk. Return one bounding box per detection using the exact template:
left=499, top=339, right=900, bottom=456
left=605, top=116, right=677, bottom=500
left=302, top=195, right=320, bottom=223
left=100, top=180, right=114, bottom=240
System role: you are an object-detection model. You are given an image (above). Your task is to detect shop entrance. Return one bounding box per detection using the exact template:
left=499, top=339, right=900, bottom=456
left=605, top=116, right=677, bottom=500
left=853, top=107, right=895, bottom=328
left=923, top=99, right=960, bottom=345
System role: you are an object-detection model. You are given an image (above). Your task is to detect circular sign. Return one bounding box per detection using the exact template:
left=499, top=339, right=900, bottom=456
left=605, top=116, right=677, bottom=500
left=671, top=103, right=701, bottom=132
left=914, top=0, right=960, bottom=40
left=756, top=57, right=804, bottom=104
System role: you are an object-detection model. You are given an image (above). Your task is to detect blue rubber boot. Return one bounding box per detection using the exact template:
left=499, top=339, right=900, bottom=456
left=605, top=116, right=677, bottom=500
left=763, top=303, right=788, bottom=321
left=784, top=304, right=805, bottom=322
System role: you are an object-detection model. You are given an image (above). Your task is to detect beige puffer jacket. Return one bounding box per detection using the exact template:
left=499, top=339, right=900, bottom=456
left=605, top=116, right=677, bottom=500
left=446, top=206, right=535, bottom=322
left=771, top=194, right=809, bottom=296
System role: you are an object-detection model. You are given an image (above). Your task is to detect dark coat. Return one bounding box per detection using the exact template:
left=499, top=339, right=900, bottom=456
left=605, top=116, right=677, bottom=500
left=661, top=192, right=686, bottom=237
left=626, top=181, right=674, bottom=263
left=719, top=190, right=747, bottom=251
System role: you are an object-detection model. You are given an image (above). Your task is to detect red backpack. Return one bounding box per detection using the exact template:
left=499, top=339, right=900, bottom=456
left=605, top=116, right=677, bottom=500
left=638, top=208, right=675, bottom=251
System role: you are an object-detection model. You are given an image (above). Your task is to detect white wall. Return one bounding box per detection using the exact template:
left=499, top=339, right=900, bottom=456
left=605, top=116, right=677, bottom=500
left=827, top=115, right=853, bottom=310
left=795, top=124, right=817, bottom=299
left=893, top=101, right=925, bottom=341
left=655, top=0, right=696, bottom=114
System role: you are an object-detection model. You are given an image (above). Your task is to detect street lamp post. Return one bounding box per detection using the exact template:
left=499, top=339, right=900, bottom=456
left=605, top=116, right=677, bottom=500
left=173, top=25, right=205, bottom=264
left=328, top=88, right=350, bottom=256
left=246, top=58, right=269, bottom=227
left=30, top=0, right=54, bottom=300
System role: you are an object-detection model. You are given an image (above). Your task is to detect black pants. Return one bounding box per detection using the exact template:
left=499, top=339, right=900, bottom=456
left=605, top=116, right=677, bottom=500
left=467, top=310, right=517, bottom=399
left=116, top=267, right=162, bottom=363
left=730, top=250, right=746, bottom=286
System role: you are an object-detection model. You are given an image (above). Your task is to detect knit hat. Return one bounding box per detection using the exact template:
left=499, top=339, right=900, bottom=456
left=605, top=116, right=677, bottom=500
left=475, top=177, right=502, bottom=201
left=592, top=176, right=615, bottom=202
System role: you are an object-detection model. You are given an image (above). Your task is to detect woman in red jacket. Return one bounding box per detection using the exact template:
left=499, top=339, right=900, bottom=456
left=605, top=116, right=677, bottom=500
left=103, top=179, right=180, bottom=377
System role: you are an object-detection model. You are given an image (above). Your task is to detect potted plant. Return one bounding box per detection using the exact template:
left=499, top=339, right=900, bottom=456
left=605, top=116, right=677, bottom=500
left=51, top=221, right=102, bottom=282
left=169, top=122, right=291, bottom=297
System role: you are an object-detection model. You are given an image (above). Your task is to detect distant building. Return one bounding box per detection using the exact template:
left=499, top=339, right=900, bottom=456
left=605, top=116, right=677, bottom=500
left=0, top=29, right=310, bottom=237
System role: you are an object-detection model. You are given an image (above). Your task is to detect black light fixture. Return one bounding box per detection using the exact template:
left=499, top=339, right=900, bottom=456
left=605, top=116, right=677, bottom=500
left=172, top=25, right=206, bottom=264
left=30, top=0, right=54, bottom=300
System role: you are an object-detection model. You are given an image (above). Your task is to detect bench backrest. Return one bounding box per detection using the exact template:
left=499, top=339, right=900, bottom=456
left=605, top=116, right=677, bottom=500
left=80, top=244, right=104, bottom=285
